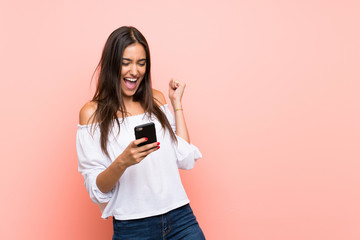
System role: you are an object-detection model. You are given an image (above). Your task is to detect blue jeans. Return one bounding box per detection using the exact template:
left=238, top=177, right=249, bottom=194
left=112, top=204, right=206, bottom=240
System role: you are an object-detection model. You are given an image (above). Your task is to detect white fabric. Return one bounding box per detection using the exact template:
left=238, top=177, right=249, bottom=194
left=76, top=104, right=202, bottom=220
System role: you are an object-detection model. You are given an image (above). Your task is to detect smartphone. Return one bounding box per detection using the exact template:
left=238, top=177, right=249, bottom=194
left=134, top=122, right=157, bottom=147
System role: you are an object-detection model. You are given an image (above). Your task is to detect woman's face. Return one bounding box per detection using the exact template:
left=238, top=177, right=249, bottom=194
left=120, top=42, right=147, bottom=99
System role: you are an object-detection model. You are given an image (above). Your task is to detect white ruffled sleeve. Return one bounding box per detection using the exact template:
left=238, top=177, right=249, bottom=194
left=162, top=105, right=202, bottom=169
left=76, top=125, right=114, bottom=205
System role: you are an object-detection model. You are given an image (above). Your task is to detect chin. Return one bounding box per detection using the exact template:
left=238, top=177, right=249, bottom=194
left=122, top=87, right=140, bottom=98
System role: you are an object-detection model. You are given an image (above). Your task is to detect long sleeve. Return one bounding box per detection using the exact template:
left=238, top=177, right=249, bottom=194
left=76, top=125, right=114, bottom=205
left=162, top=105, right=202, bottom=169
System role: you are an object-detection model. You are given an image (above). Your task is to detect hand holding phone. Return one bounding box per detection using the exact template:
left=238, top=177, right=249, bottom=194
left=118, top=125, right=159, bottom=168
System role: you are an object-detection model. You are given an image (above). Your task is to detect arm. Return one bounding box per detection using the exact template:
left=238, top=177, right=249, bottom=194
left=96, top=140, right=159, bottom=193
left=168, top=79, right=190, bottom=143
left=153, top=85, right=202, bottom=170
left=153, top=86, right=190, bottom=143
left=79, top=102, right=160, bottom=194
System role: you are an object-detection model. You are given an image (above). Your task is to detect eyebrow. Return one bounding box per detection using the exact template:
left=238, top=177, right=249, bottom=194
left=122, top=58, right=146, bottom=62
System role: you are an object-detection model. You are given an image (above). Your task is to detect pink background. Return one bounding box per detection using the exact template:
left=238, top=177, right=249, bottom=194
left=1, top=0, right=359, bottom=239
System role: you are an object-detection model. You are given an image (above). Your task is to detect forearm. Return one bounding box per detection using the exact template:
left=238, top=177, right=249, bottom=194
left=96, top=138, right=159, bottom=193
left=172, top=101, right=190, bottom=143
left=96, top=159, right=127, bottom=193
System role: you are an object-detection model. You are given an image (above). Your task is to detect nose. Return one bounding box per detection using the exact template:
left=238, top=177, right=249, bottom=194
left=130, top=63, right=138, bottom=76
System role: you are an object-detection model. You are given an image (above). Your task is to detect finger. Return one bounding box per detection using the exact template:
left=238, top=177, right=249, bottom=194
left=137, top=141, right=160, bottom=153
left=177, top=80, right=185, bottom=88
left=170, top=78, right=179, bottom=89
left=133, top=137, right=148, bottom=147
left=138, top=145, right=160, bottom=158
left=173, top=79, right=185, bottom=89
left=169, top=79, right=175, bottom=89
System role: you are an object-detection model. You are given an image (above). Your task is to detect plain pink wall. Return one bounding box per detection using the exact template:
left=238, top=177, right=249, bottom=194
left=1, top=0, right=359, bottom=239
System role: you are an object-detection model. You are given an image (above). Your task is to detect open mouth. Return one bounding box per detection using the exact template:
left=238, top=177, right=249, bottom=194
left=123, top=77, right=138, bottom=90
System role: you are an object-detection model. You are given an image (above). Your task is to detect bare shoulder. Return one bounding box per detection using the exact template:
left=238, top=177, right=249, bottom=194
left=79, top=101, right=98, bottom=125
left=152, top=89, right=167, bottom=106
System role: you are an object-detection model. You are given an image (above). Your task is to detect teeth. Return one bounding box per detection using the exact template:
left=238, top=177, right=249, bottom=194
left=125, top=78, right=137, bottom=82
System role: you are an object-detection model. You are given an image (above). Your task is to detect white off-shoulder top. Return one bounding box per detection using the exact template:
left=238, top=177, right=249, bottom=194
left=76, top=104, right=202, bottom=220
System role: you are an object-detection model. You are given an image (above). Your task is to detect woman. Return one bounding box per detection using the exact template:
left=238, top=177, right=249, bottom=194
left=76, top=26, right=205, bottom=239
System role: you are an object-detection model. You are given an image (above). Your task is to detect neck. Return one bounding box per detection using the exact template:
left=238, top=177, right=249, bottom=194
left=121, top=96, right=144, bottom=113
left=122, top=95, right=134, bottom=107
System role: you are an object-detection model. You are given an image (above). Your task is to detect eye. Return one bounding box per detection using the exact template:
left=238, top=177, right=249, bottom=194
left=138, top=60, right=146, bottom=66
left=122, top=62, right=130, bottom=66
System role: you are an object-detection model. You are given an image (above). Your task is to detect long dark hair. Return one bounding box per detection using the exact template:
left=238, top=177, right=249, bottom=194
left=90, top=26, right=177, bottom=158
